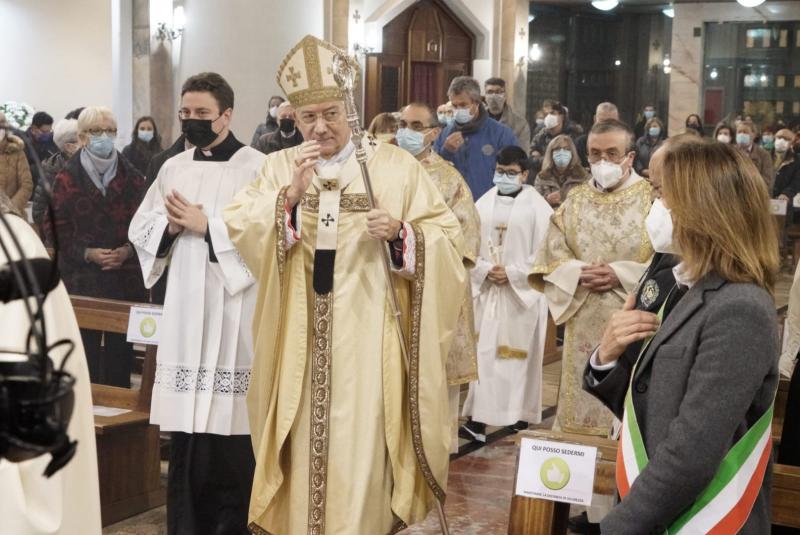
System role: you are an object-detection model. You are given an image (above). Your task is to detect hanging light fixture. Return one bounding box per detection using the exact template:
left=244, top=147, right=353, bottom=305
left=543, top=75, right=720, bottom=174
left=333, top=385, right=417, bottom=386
left=592, top=0, right=619, bottom=11
left=662, top=6, right=675, bottom=18
left=736, top=0, right=766, bottom=7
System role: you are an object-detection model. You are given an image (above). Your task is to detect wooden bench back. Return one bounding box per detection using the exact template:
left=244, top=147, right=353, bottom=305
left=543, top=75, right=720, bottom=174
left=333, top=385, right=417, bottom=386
left=69, top=296, right=159, bottom=413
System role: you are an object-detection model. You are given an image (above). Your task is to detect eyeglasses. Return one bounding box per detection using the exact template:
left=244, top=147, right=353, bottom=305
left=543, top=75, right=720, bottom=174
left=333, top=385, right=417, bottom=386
left=85, top=128, right=117, bottom=136
left=496, top=170, right=522, bottom=178
left=587, top=150, right=629, bottom=165
left=297, top=108, right=344, bottom=126
left=398, top=120, right=438, bottom=132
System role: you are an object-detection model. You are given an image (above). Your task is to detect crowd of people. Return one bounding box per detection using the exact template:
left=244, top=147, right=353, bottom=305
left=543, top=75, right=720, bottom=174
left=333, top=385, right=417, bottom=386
left=1, top=33, right=799, bottom=534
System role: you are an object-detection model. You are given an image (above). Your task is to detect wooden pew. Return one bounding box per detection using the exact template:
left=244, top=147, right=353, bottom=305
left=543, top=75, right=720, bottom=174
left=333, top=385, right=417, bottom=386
left=70, top=296, right=166, bottom=526
left=508, top=380, right=800, bottom=534
left=543, top=314, right=561, bottom=366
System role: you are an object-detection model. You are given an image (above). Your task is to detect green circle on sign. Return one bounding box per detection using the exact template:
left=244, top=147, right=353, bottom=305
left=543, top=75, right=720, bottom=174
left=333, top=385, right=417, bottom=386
left=540, top=457, right=570, bottom=491
left=140, top=317, right=157, bottom=338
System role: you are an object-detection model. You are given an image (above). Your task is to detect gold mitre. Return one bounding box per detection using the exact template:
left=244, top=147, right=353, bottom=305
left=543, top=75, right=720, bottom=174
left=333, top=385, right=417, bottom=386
left=277, top=34, right=356, bottom=107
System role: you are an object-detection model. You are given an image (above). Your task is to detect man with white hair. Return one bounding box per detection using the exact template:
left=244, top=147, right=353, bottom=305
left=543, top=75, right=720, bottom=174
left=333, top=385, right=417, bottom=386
left=32, top=118, right=80, bottom=226
left=575, top=102, right=619, bottom=168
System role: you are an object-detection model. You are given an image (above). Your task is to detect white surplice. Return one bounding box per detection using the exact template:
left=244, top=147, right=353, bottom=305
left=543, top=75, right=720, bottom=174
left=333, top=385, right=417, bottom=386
left=0, top=215, right=101, bottom=535
left=462, top=185, right=553, bottom=426
left=129, top=147, right=264, bottom=435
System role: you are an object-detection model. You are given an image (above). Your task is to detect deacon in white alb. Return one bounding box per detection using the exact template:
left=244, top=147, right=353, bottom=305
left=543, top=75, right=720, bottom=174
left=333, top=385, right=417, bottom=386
left=462, top=146, right=553, bottom=440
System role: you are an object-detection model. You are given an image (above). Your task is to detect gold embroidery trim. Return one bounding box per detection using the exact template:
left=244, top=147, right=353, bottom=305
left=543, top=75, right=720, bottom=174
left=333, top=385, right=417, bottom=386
left=497, top=345, right=528, bottom=359
left=275, top=186, right=290, bottom=278
left=308, top=292, right=333, bottom=535
left=248, top=522, right=273, bottom=535
left=301, top=193, right=370, bottom=213
left=559, top=321, right=612, bottom=437
left=387, top=520, right=409, bottom=535
left=407, top=223, right=446, bottom=502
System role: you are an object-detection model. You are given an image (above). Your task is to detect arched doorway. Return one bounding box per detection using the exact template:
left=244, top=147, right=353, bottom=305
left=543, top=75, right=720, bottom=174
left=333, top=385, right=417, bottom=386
left=364, top=0, right=474, bottom=124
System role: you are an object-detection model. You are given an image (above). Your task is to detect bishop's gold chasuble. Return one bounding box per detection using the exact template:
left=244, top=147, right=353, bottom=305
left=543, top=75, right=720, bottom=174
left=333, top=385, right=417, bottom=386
left=225, top=137, right=467, bottom=534
left=529, top=178, right=653, bottom=436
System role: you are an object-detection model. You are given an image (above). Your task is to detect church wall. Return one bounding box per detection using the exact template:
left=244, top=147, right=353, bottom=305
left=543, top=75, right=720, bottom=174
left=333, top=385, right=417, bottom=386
left=175, top=0, right=325, bottom=144
left=669, top=1, right=800, bottom=135
left=0, top=0, right=113, bottom=123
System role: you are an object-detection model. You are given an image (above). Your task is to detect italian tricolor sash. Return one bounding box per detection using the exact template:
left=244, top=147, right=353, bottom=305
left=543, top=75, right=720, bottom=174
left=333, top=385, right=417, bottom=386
left=615, top=293, right=773, bottom=534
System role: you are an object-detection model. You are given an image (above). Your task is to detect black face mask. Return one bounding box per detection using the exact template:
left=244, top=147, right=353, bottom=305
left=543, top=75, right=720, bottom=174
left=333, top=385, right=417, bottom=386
left=279, top=118, right=296, bottom=134
left=182, top=118, right=220, bottom=148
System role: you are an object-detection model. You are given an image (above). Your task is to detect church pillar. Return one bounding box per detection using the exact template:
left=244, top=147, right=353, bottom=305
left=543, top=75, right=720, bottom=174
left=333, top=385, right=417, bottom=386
left=329, top=0, right=350, bottom=50
left=494, top=0, right=528, bottom=118
left=132, top=0, right=151, bottom=128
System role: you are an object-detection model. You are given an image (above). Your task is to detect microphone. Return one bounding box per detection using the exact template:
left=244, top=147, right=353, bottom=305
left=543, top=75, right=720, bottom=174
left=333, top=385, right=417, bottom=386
left=0, top=258, right=59, bottom=303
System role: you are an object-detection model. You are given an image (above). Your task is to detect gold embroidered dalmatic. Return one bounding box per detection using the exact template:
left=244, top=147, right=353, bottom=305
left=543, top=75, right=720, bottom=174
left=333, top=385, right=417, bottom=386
left=529, top=177, right=654, bottom=436
left=224, top=142, right=466, bottom=535
left=420, top=151, right=480, bottom=385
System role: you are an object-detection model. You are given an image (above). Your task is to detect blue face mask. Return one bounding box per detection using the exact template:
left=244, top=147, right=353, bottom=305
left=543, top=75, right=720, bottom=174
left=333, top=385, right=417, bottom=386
left=736, top=133, right=751, bottom=146
left=87, top=134, right=115, bottom=158
left=453, top=107, right=474, bottom=125
left=138, top=130, right=154, bottom=142
left=395, top=128, right=427, bottom=156
left=644, top=110, right=655, bottom=120
left=649, top=127, right=661, bottom=138
left=493, top=171, right=522, bottom=195
left=552, top=148, right=572, bottom=168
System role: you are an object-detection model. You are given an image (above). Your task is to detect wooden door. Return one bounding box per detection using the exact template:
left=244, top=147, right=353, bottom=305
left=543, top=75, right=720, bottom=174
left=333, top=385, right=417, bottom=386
left=364, top=0, right=474, bottom=125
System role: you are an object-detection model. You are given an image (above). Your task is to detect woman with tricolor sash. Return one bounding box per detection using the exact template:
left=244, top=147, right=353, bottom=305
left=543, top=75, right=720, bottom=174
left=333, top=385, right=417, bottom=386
left=585, top=139, right=780, bottom=534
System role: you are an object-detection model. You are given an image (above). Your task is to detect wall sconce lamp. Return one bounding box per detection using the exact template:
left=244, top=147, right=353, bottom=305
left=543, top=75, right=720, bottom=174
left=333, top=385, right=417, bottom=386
left=156, top=6, right=185, bottom=42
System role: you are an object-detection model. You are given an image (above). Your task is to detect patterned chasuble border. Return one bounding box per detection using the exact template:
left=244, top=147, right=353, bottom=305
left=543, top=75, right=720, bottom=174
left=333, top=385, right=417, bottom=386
left=275, top=187, right=289, bottom=278
left=308, top=292, right=333, bottom=535
left=408, top=224, right=446, bottom=503
left=301, top=193, right=371, bottom=213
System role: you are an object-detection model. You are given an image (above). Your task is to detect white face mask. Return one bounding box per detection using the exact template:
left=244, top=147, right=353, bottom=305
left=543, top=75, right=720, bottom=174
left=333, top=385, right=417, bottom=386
left=716, top=133, right=731, bottom=144
left=775, top=138, right=791, bottom=153
left=645, top=198, right=677, bottom=254
left=544, top=113, right=560, bottom=130
left=591, top=158, right=627, bottom=190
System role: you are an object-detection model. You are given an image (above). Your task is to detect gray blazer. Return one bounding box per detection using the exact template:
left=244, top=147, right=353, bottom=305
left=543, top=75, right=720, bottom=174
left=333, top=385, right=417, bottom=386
left=584, top=273, right=779, bottom=535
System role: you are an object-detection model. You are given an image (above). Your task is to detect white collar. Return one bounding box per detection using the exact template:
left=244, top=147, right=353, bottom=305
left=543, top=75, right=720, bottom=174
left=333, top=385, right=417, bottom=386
left=672, top=262, right=695, bottom=289
left=317, top=141, right=355, bottom=168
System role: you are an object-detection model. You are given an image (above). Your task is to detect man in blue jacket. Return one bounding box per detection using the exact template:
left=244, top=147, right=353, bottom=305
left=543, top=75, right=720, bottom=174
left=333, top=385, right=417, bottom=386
left=434, top=76, right=520, bottom=199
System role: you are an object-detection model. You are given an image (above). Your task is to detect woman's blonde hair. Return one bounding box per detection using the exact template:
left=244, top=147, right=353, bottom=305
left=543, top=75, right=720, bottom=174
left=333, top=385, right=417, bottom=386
left=539, top=134, right=587, bottom=179
left=77, top=106, right=117, bottom=135
left=662, top=140, right=779, bottom=293
left=367, top=112, right=398, bottom=136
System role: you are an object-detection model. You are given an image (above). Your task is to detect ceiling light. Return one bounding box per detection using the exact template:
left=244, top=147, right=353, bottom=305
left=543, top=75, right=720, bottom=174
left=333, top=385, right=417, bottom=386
left=614, top=59, right=622, bottom=66
left=529, top=43, right=542, bottom=62
left=710, top=68, right=719, bottom=79
left=592, top=0, right=619, bottom=11
left=528, top=14, right=535, bottom=23
left=662, top=6, right=675, bottom=18
left=736, top=0, right=766, bottom=7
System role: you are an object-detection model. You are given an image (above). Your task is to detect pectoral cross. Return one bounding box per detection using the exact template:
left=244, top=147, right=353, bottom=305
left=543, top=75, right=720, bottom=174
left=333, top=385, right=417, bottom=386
left=286, top=66, right=302, bottom=87
left=322, top=214, right=335, bottom=227
left=495, top=223, right=508, bottom=247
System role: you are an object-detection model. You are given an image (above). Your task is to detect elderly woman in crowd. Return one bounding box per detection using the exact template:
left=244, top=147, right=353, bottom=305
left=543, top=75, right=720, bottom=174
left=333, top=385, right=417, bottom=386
left=533, top=134, right=589, bottom=207
left=585, top=140, right=779, bottom=534
left=634, top=117, right=665, bottom=177
left=32, top=118, right=80, bottom=227
left=43, top=106, right=147, bottom=387
left=0, top=112, right=34, bottom=213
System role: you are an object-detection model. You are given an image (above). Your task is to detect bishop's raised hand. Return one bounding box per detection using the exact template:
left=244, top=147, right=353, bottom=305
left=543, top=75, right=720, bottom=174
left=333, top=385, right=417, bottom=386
left=287, top=141, right=321, bottom=207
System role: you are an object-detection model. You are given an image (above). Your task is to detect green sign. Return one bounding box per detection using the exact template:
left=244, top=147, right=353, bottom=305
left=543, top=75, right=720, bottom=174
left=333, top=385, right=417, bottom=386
left=540, top=457, right=570, bottom=491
